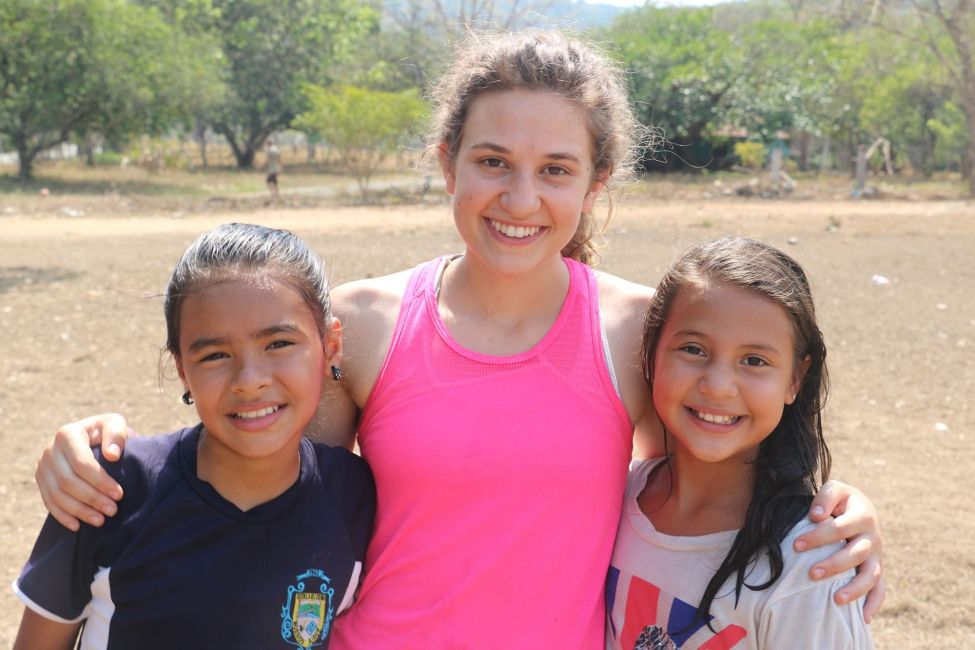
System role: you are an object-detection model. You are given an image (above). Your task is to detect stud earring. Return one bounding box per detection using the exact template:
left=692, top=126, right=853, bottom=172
left=331, top=366, right=343, bottom=381
left=182, top=391, right=194, bottom=405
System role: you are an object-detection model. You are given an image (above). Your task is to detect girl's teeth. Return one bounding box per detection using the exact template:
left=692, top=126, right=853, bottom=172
left=692, top=409, right=738, bottom=425
left=236, top=406, right=279, bottom=420
left=490, top=220, right=540, bottom=239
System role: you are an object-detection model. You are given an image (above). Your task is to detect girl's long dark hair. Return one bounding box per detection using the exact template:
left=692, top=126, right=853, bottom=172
left=642, top=236, right=831, bottom=628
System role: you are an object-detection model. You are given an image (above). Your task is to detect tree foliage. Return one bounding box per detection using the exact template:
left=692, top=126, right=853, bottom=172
left=197, top=0, right=378, bottom=169
left=878, top=0, right=975, bottom=190
left=296, top=84, right=427, bottom=200
left=605, top=6, right=749, bottom=169
left=4, top=0, right=974, bottom=187
left=0, top=0, right=207, bottom=178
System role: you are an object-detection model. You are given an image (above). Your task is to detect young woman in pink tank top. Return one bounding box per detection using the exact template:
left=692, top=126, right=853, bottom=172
left=34, top=31, right=885, bottom=648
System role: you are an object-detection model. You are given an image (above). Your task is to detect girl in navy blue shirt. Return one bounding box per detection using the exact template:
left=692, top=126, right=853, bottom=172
left=14, top=223, right=376, bottom=650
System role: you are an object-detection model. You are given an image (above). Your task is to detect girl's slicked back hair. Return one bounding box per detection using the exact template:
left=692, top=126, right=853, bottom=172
left=164, top=223, right=331, bottom=358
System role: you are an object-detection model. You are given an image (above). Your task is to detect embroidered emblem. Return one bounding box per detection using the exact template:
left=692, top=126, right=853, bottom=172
left=281, top=569, right=335, bottom=648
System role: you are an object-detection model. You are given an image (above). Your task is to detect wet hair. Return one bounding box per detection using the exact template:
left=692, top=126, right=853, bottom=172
left=163, top=223, right=331, bottom=359
left=641, top=236, right=831, bottom=629
left=428, top=30, right=645, bottom=265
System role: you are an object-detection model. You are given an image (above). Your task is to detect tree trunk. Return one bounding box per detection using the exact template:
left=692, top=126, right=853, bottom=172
left=193, top=119, right=209, bottom=168
left=83, top=133, right=96, bottom=167
left=819, top=137, right=831, bottom=173
left=798, top=131, right=811, bottom=172
left=215, top=124, right=250, bottom=169
left=15, top=139, right=34, bottom=180
left=231, top=140, right=256, bottom=169
left=966, top=110, right=975, bottom=194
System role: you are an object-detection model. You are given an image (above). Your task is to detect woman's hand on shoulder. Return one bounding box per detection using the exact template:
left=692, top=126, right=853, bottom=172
left=794, top=479, right=885, bottom=622
left=35, top=413, right=129, bottom=531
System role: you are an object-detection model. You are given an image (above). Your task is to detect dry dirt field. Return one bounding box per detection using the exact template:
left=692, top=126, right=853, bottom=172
left=0, top=188, right=972, bottom=647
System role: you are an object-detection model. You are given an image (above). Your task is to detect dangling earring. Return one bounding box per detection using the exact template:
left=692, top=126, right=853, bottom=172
left=330, top=366, right=343, bottom=381
left=182, top=391, right=194, bottom=405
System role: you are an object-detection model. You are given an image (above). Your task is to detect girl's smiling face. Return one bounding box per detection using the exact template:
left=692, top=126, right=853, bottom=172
left=175, top=275, right=338, bottom=465
left=652, top=280, right=804, bottom=466
left=441, top=89, right=605, bottom=277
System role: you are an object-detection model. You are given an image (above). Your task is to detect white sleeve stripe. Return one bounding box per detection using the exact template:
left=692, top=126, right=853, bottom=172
left=336, top=561, right=362, bottom=614
left=10, top=579, right=87, bottom=624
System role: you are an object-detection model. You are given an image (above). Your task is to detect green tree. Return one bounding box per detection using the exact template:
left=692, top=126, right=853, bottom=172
left=197, top=0, right=377, bottom=169
left=1, top=0, right=90, bottom=178
left=860, top=53, right=950, bottom=174
left=927, top=100, right=969, bottom=168
left=606, top=6, right=749, bottom=169
left=87, top=4, right=224, bottom=163
left=296, top=84, right=427, bottom=200
left=0, top=0, right=198, bottom=179
left=881, top=0, right=975, bottom=191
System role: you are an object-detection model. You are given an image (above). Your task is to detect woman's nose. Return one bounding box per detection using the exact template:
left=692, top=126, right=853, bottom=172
left=500, top=172, right=541, bottom=216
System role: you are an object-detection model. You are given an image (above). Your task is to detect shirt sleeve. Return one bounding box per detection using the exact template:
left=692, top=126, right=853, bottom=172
left=757, top=519, right=874, bottom=649
left=11, top=438, right=158, bottom=623
left=759, top=575, right=874, bottom=649
left=13, top=514, right=103, bottom=622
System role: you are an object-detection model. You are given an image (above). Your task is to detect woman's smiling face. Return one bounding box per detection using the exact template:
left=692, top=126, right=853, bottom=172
left=442, top=89, right=604, bottom=277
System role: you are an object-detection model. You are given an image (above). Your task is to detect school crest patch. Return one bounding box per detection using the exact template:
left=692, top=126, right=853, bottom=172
left=281, top=569, right=335, bottom=648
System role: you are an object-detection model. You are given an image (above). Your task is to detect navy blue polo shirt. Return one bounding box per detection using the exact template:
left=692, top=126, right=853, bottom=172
left=14, top=425, right=376, bottom=649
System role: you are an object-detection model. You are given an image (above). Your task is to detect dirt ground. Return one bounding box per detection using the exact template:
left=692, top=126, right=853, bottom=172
left=0, top=193, right=972, bottom=646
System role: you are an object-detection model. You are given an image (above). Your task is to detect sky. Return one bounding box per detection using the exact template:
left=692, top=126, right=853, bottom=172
left=587, top=0, right=738, bottom=7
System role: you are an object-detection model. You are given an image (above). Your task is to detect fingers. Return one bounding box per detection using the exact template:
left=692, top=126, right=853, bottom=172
left=36, top=442, right=114, bottom=531
left=804, top=531, right=873, bottom=580
left=861, top=573, right=886, bottom=623
left=88, top=413, right=129, bottom=461
left=796, top=521, right=885, bottom=622
left=808, top=479, right=849, bottom=521
left=35, top=416, right=128, bottom=530
left=59, top=416, right=126, bottom=501
left=830, top=550, right=883, bottom=611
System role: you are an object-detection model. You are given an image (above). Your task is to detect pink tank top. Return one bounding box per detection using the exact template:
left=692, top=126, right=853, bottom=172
left=331, top=256, right=633, bottom=649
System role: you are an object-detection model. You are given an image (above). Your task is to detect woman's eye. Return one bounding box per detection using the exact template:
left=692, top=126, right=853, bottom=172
left=679, top=344, right=705, bottom=357
left=742, top=356, right=768, bottom=367
left=268, top=340, right=294, bottom=351
left=481, top=157, right=506, bottom=169
left=200, top=351, right=228, bottom=362
left=542, top=165, right=569, bottom=176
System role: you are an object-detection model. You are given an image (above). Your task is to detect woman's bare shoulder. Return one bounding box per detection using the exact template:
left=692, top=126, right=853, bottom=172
left=591, top=270, right=656, bottom=424
left=593, top=270, right=655, bottom=316
left=332, top=269, right=414, bottom=316
left=331, top=269, right=416, bottom=405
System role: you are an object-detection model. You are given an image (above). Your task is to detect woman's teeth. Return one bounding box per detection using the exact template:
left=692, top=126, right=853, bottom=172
left=490, top=220, right=540, bottom=239
left=235, top=405, right=279, bottom=420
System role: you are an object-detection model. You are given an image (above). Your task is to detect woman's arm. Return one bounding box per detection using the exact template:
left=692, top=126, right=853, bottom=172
left=35, top=392, right=361, bottom=529
left=34, top=272, right=407, bottom=529
left=796, top=480, right=885, bottom=621
left=12, top=608, right=82, bottom=650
